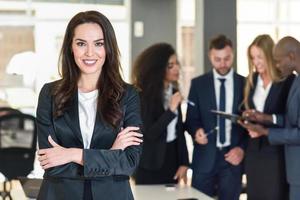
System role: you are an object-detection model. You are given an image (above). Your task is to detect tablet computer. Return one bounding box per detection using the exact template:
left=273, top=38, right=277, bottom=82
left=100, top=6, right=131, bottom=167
left=211, top=110, right=243, bottom=123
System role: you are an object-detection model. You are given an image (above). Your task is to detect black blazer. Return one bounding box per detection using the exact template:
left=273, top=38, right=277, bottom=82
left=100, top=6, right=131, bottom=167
left=138, top=89, right=189, bottom=170
left=36, top=81, right=142, bottom=200
left=185, top=71, right=247, bottom=173
left=245, top=73, right=294, bottom=200
left=246, top=73, right=295, bottom=153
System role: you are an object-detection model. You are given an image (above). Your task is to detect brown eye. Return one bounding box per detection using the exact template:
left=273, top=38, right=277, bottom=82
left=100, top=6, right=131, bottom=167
left=167, top=63, right=174, bottom=69
left=76, top=42, right=85, bottom=47
left=95, top=42, right=104, bottom=47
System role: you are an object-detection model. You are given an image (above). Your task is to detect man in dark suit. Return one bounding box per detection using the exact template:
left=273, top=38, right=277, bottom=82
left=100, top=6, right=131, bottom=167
left=185, top=35, right=247, bottom=200
left=241, top=36, right=300, bottom=200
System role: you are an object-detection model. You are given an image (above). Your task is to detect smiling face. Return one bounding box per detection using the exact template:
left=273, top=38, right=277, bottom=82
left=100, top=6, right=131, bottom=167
left=209, top=45, right=234, bottom=75
left=164, top=54, right=180, bottom=83
left=72, top=23, right=106, bottom=80
left=250, top=45, right=268, bottom=75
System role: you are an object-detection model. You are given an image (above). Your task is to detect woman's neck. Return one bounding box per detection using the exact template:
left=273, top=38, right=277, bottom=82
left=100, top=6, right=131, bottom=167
left=78, top=74, right=98, bottom=92
left=164, top=80, right=170, bottom=89
left=259, top=72, right=271, bottom=88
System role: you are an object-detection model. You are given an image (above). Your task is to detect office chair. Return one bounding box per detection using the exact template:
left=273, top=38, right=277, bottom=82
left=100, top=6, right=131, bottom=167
left=0, top=107, right=23, bottom=131
left=0, top=113, right=37, bottom=180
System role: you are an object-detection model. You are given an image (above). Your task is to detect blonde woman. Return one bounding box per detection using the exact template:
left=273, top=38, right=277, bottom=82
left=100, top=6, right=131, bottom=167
left=242, top=34, right=294, bottom=200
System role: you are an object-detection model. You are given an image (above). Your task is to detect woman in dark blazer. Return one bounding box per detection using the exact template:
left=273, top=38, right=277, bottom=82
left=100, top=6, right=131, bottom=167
left=36, top=11, right=143, bottom=200
left=132, top=43, right=189, bottom=184
left=242, top=34, right=294, bottom=200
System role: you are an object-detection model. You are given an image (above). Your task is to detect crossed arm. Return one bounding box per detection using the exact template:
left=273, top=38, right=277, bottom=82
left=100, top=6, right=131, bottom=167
left=38, top=126, right=142, bottom=170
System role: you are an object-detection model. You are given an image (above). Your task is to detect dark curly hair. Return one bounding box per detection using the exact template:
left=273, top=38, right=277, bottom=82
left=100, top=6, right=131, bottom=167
left=132, top=43, right=176, bottom=112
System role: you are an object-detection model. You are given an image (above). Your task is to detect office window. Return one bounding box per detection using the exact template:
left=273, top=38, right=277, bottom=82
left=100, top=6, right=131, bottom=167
left=237, top=0, right=300, bottom=76
left=0, top=26, right=34, bottom=77
left=177, top=0, right=195, bottom=99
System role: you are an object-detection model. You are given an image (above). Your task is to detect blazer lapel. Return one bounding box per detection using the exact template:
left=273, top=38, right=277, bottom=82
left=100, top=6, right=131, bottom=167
left=92, top=114, right=101, bottom=137
left=264, top=83, right=276, bottom=113
left=63, top=92, right=83, bottom=144
left=90, top=113, right=114, bottom=149
left=90, top=114, right=101, bottom=148
left=287, top=76, right=299, bottom=107
left=232, top=72, right=240, bottom=113
left=208, top=72, right=217, bottom=111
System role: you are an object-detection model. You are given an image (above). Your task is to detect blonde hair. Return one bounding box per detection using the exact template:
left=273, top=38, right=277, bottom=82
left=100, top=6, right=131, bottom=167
left=243, top=34, right=281, bottom=109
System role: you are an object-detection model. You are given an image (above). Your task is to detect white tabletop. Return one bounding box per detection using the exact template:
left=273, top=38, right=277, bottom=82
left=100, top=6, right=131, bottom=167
left=131, top=184, right=213, bottom=200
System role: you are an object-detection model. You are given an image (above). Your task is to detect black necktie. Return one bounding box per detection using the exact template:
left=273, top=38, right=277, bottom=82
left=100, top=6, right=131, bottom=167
left=218, top=78, right=226, bottom=144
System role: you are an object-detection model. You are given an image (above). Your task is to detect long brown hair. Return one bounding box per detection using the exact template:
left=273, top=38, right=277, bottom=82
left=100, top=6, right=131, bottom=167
left=243, top=34, right=281, bottom=109
left=53, top=10, right=125, bottom=128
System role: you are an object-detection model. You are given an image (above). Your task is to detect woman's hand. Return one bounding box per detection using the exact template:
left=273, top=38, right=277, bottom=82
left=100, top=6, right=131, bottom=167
left=38, top=136, right=83, bottom=169
left=174, top=166, right=189, bottom=184
left=169, top=92, right=183, bottom=112
left=194, top=128, right=208, bottom=145
left=224, top=147, right=244, bottom=166
left=110, top=126, right=143, bottom=150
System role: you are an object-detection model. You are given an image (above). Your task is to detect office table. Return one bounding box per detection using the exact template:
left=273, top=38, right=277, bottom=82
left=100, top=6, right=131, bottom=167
left=131, top=184, right=213, bottom=200
left=2, top=180, right=214, bottom=200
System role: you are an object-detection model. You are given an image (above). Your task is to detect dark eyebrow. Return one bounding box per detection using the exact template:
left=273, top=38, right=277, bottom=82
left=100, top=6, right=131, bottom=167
left=74, top=38, right=104, bottom=42
left=74, top=39, right=86, bottom=42
left=94, top=39, right=104, bottom=42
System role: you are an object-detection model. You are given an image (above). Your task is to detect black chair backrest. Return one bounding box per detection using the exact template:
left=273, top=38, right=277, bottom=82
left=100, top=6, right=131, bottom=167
left=0, top=113, right=37, bottom=180
left=0, top=107, right=23, bottom=130
left=0, top=107, right=22, bottom=116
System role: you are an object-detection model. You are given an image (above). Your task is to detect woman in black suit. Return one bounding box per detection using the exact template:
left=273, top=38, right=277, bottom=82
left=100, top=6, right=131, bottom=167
left=36, top=11, right=143, bottom=200
left=242, top=34, right=294, bottom=200
left=132, top=43, right=189, bottom=184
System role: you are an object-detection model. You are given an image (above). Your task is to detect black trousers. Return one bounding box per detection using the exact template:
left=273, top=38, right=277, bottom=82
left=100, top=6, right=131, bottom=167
left=191, top=147, right=242, bottom=200
left=245, top=151, right=288, bottom=200
left=135, top=139, right=179, bottom=184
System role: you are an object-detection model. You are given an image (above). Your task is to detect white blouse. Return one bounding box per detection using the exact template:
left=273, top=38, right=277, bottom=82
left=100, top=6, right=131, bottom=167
left=164, top=84, right=178, bottom=143
left=78, top=89, right=98, bottom=149
left=253, top=75, right=272, bottom=112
